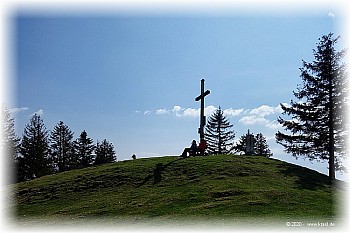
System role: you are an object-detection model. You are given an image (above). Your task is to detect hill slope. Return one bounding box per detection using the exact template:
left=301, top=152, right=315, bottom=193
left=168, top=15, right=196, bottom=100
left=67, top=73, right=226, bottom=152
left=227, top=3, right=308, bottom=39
left=9, top=155, right=346, bottom=226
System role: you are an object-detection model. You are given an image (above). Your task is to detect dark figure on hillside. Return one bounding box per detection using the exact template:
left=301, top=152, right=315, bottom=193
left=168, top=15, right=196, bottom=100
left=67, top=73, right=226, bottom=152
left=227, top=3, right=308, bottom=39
left=181, top=139, right=207, bottom=157
left=181, top=140, right=197, bottom=157
left=153, top=163, right=163, bottom=184
left=132, top=154, right=136, bottom=160
left=197, top=138, right=207, bottom=156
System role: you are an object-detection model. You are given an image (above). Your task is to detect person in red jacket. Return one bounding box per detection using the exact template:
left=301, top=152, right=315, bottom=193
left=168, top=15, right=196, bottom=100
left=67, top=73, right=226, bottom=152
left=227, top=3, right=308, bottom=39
left=197, top=138, right=207, bottom=155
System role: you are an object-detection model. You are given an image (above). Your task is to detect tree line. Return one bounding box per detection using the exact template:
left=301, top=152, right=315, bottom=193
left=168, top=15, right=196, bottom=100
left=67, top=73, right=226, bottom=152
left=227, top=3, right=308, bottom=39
left=1, top=111, right=116, bottom=183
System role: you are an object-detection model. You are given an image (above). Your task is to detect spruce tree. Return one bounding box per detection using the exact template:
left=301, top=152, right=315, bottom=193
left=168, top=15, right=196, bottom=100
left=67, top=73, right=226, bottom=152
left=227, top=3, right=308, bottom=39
left=74, top=130, right=95, bottom=167
left=1, top=105, right=20, bottom=183
left=233, top=130, right=254, bottom=155
left=18, top=114, right=51, bottom=181
left=205, top=107, right=235, bottom=154
left=94, top=139, right=116, bottom=165
left=234, top=132, right=272, bottom=157
left=233, top=135, right=247, bottom=155
left=276, top=33, right=348, bottom=180
left=255, top=133, right=273, bottom=157
left=50, top=121, right=76, bottom=172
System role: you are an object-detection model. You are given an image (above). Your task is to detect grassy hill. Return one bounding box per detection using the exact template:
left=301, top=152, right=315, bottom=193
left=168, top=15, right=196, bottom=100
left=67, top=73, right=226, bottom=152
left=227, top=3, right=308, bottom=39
left=9, top=154, right=346, bottom=227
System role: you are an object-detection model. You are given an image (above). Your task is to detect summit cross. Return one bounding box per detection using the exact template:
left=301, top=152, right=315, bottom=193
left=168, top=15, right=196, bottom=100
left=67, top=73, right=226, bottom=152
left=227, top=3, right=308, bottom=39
left=195, top=79, right=210, bottom=141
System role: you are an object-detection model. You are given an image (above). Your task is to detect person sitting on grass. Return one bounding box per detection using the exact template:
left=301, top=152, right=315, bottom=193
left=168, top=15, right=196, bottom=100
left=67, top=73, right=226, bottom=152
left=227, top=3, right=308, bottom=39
left=197, top=138, right=207, bottom=155
left=181, top=140, right=197, bottom=158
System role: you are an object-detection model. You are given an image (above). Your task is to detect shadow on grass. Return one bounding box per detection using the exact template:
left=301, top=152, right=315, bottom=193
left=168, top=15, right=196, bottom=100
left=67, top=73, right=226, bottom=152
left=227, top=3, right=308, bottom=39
left=136, top=157, right=184, bottom=188
left=277, top=163, right=335, bottom=190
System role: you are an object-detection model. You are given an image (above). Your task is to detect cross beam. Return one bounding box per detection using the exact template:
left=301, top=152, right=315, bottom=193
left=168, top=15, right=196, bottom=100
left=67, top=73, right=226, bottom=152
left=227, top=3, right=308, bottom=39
left=195, top=79, right=210, bottom=140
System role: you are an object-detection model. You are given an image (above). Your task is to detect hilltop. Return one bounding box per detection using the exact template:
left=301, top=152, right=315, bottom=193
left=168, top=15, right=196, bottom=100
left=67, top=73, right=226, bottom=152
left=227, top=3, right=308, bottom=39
left=9, top=155, right=346, bottom=227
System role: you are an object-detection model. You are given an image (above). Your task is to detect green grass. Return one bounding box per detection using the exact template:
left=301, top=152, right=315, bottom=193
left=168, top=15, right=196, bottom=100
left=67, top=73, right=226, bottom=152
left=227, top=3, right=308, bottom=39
left=8, top=155, right=346, bottom=226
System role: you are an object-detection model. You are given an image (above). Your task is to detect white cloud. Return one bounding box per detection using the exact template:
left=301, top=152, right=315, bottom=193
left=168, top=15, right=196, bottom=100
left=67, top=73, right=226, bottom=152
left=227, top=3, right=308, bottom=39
left=139, top=104, right=279, bottom=123
left=239, top=115, right=269, bottom=125
left=149, top=105, right=221, bottom=118
left=172, top=105, right=182, bottom=112
left=180, top=105, right=218, bottom=118
left=239, top=115, right=282, bottom=129
left=183, top=108, right=198, bottom=117
left=237, top=104, right=285, bottom=129
left=250, top=105, right=282, bottom=117
left=328, top=11, right=335, bottom=18
left=224, top=108, right=244, bottom=117
left=10, top=107, right=29, bottom=114
left=204, top=105, right=217, bottom=117
left=155, top=109, right=168, bottom=115
left=32, top=109, right=44, bottom=116
left=266, top=120, right=282, bottom=129
left=172, top=105, right=183, bottom=117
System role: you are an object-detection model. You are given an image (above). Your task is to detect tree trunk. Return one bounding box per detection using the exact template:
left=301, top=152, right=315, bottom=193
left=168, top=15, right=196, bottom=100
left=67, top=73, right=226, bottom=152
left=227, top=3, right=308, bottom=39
left=328, top=75, right=335, bottom=181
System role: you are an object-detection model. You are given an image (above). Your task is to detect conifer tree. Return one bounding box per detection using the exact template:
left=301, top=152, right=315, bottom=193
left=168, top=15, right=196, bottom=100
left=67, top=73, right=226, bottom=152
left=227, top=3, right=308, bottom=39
left=276, top=33, right=348, bottom=180
left=18, top=114, right=51, bottom=181
left=50, top=121, right=76, bottom=172
left=94, top=139, right=116, bottom=165
left=1, top=105, right=20, bottom=182
left=233, top=135, right=247, bottom=155
left=205, top=107, right=235, bottom=154
left=234, top=132, right=272, bottom=157
left=74, top=130, right=95, bottom=167
left=255, top=133, right=273, bottom=157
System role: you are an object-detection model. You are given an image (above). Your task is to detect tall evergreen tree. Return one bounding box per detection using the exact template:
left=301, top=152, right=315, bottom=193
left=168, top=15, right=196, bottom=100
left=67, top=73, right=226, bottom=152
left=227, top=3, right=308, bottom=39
left=1, top=105, right=20, bottom=183
left=50, top=121, right=76, bottom=172
left=276, top=33, right=348, bottom=180
left=75, top=130, right=95, bottom=167
left=18, top=114, right=51, bottom=181
left=205, top=107, right=235, bottom=154
left=255, top=133, right=273, bottom=158
left=94, top=139, right=116, bottom=165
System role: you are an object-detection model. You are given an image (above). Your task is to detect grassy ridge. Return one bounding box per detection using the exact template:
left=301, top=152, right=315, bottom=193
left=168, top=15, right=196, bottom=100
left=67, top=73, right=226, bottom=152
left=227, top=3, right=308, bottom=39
left=10, top=155, right=345, bottom=224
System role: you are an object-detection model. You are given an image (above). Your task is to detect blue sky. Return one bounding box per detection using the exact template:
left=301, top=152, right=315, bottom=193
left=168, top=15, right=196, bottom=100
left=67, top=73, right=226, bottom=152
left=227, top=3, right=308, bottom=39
left=9, top=7, right=347, bottom=179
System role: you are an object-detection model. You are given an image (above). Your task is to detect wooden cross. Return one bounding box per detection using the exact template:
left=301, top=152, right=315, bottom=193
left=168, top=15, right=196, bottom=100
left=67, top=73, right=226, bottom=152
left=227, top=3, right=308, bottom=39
left=195, top=79, right=210, bottom=140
